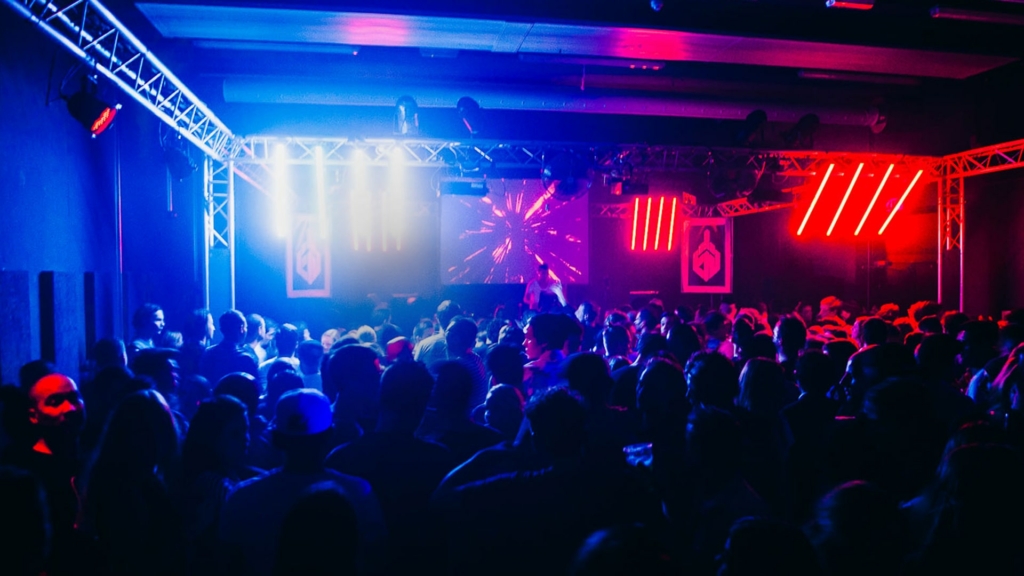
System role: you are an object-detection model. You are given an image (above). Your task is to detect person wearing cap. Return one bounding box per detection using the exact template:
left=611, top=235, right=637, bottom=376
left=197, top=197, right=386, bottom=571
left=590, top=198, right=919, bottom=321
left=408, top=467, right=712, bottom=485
left=219, top=389, right=386, bottom=576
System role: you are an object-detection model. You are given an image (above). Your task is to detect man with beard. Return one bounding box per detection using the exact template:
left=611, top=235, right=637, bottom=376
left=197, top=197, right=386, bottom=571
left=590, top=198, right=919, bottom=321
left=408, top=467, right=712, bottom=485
left=2, top=372, right=86, bottom=574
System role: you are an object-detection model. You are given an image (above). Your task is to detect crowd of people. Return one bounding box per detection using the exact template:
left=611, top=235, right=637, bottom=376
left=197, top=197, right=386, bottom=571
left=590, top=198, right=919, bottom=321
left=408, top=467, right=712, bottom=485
left=3, top=282, right=1024, bottom=575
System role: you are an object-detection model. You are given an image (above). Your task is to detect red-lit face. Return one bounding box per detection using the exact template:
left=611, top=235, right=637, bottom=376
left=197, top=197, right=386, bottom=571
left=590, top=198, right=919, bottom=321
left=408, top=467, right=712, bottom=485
left=29, top=375, right=84, bottom=431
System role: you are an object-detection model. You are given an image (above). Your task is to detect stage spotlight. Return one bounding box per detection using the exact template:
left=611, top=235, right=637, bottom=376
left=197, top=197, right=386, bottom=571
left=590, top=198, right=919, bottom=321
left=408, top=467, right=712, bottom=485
left=163, top=146, right=197, bottom=181
left=394, top=96, right=419, bottom=136
left=735, top=109, right=768, bottom=147
left=542, top=151, right=592, bottom=201
left=783, top=113, right=821, bottom=149
left=66, top=76, right=120, bottom=137
left=650, top=0, right=664, bottom=11
left=457, top=97, right=481, bottom=135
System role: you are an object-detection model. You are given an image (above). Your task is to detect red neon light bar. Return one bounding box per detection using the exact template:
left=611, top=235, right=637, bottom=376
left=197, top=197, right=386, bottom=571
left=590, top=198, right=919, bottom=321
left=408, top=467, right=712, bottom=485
left=797, top=163, right=835, bottom=236
left=827, top=163, right=864, bottom=236
left=877, top=169, right=924, bottom=235
left=854, top=163, right=894, bottom=236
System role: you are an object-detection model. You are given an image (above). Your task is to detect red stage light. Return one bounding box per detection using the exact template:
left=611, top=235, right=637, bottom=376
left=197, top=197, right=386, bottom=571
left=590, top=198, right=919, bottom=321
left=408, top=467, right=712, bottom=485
left=667, top=197, right=677, bottom=250
left=854, top=163, right=894, bottom=236
left=877, top=169, right=924, bottom=235
left=654, top=197, right=665, bottom=250
left=827, top=163, right=863, bottom=236
left=631, top=197, right=640, bottom=251
left=797, top=163, right=835, bottom=236
left=643, top=197, right=652, bottom=251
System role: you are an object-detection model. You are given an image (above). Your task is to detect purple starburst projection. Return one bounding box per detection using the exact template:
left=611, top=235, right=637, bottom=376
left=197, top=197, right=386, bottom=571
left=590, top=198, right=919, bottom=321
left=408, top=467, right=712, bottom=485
left=440, top=179, right=588, bottom=285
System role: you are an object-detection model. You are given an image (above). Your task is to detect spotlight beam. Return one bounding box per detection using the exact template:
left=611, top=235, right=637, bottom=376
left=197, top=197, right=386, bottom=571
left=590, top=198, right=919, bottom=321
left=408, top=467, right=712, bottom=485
left=314, top=146, right=327, bottom=239
left=878, top=169, right=924, bottom=235
left=797, top=163, right=835, bottom=236
left=273, top=144, right=290, bottom=238
left=827, top=163, right=863, bottom=236
left=854, top=163, right=894, bottom=236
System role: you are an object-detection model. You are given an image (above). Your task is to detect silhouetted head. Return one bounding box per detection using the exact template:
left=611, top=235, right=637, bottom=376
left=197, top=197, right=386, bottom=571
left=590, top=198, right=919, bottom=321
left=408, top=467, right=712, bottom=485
left=560, top=352, right=614, bottom=409
left=719, top=517, right=821, bottom=576
left=684, top=352, right=738, bottom=410
left=525, top=386, right=587, bottom=459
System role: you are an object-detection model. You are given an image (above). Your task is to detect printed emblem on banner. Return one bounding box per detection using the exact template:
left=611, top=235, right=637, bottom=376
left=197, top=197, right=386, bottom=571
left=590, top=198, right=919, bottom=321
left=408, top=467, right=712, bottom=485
left=287, top=215, right=331, bottom=298
left=681, top=217, right=732, bottom=294
left=692, top=230, right=721, bottom=282
left=295, top=225, right=323, bottom=285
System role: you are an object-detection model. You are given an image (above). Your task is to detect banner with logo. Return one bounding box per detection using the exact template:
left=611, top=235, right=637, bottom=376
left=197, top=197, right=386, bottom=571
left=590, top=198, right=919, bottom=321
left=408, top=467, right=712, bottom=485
left=682, top=217, right=732, bottom=294
left=287, top=214, right=331, bottom=298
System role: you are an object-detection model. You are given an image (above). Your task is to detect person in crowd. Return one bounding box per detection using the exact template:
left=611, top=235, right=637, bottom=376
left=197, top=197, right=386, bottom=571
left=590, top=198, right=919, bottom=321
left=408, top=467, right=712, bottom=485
left=523, top=312, right=570, bottom=395
left=481, top=384, right=525, bottom=442
left=807, top=481, right=906, bottom=576
left=264, top=369, right=303, bottom=422
left=414, top=300, right=462, bottom=366
left=703, top=310, right=735, bottom=358
left=570, top=524, right=674, bottom=576
left=445, top=316, right=488, bottom=408
left=219, top=389, right=386, bottom=576
left=576, top=301, right=602, bottom=352
left=838, top=342, right=917, bottom=414
left=214, top=373, right=271, bottom=472
left=736, top=359, right=792, bottom=509
left=679, top=408, right=769, bottom=573
left=372, top=305, right=402, bottom=346
left=180, top=395, right=250, bottom=569
left=320, top=327, right=344, bottom=354
left=610, top=332, right=668, bottom=409
left=0, top=466, right=52, bottom=576
left=418, top=361, right=504, bottom=464
left=258, top=323, right=300, bottom=389
left=296, top=339, right=324, bottom=392
left=524, top=262, right=567, bottom=313
left=435, top=387, right=657, bottom=576
left=909, top=443, right=1024, bottom=574
left=132, top=348, right=182, bottom=412
left=783, top=351, right=839, bottom=446
left=783, top=351, right=841, bottom=519
left=93, top=337, right=127, bottom=371
left=774, top=315, right=807, bottom=378
left=1, top=373, right=84, bottom=574
left=907, top=301, right=942, bottom=331
left=273, top=483, right=360, bottom=576
left=851, top=316, right=889, bottom=350
left=326, top=344, right=382, bottom=442
left=179, top=309, right=215, bottom=378
left=327, top=361, right=453, bottom=573
left=601, top=324, right=632, bottom=371
left=412, top=318, right=435, bottom=346
left=200, top=310, right=258, bottom=385
left=684, top=351, right=739, bottom=413
left=561, top=352, right=637, bottom=458
left=82, top=390, right=184, bottom=575
left=485, top=343, right=526, bottom=391
left=818, top=296, right=847, bottom=327
left=916, top=333, right=977, bottom=429
left=716, top=517, right=821, bottom=576
left=127, top=303, right=165, bottom=361
left=244, top=314, right=268, bottom=364
left=385, top=336, right=415, bottom=365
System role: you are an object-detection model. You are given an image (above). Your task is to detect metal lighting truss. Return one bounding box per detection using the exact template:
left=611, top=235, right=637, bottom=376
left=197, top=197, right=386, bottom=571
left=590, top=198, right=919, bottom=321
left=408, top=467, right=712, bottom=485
left=5, top=0, right=236, bottom=160
left=14, top=0, right=1024, bottom=308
